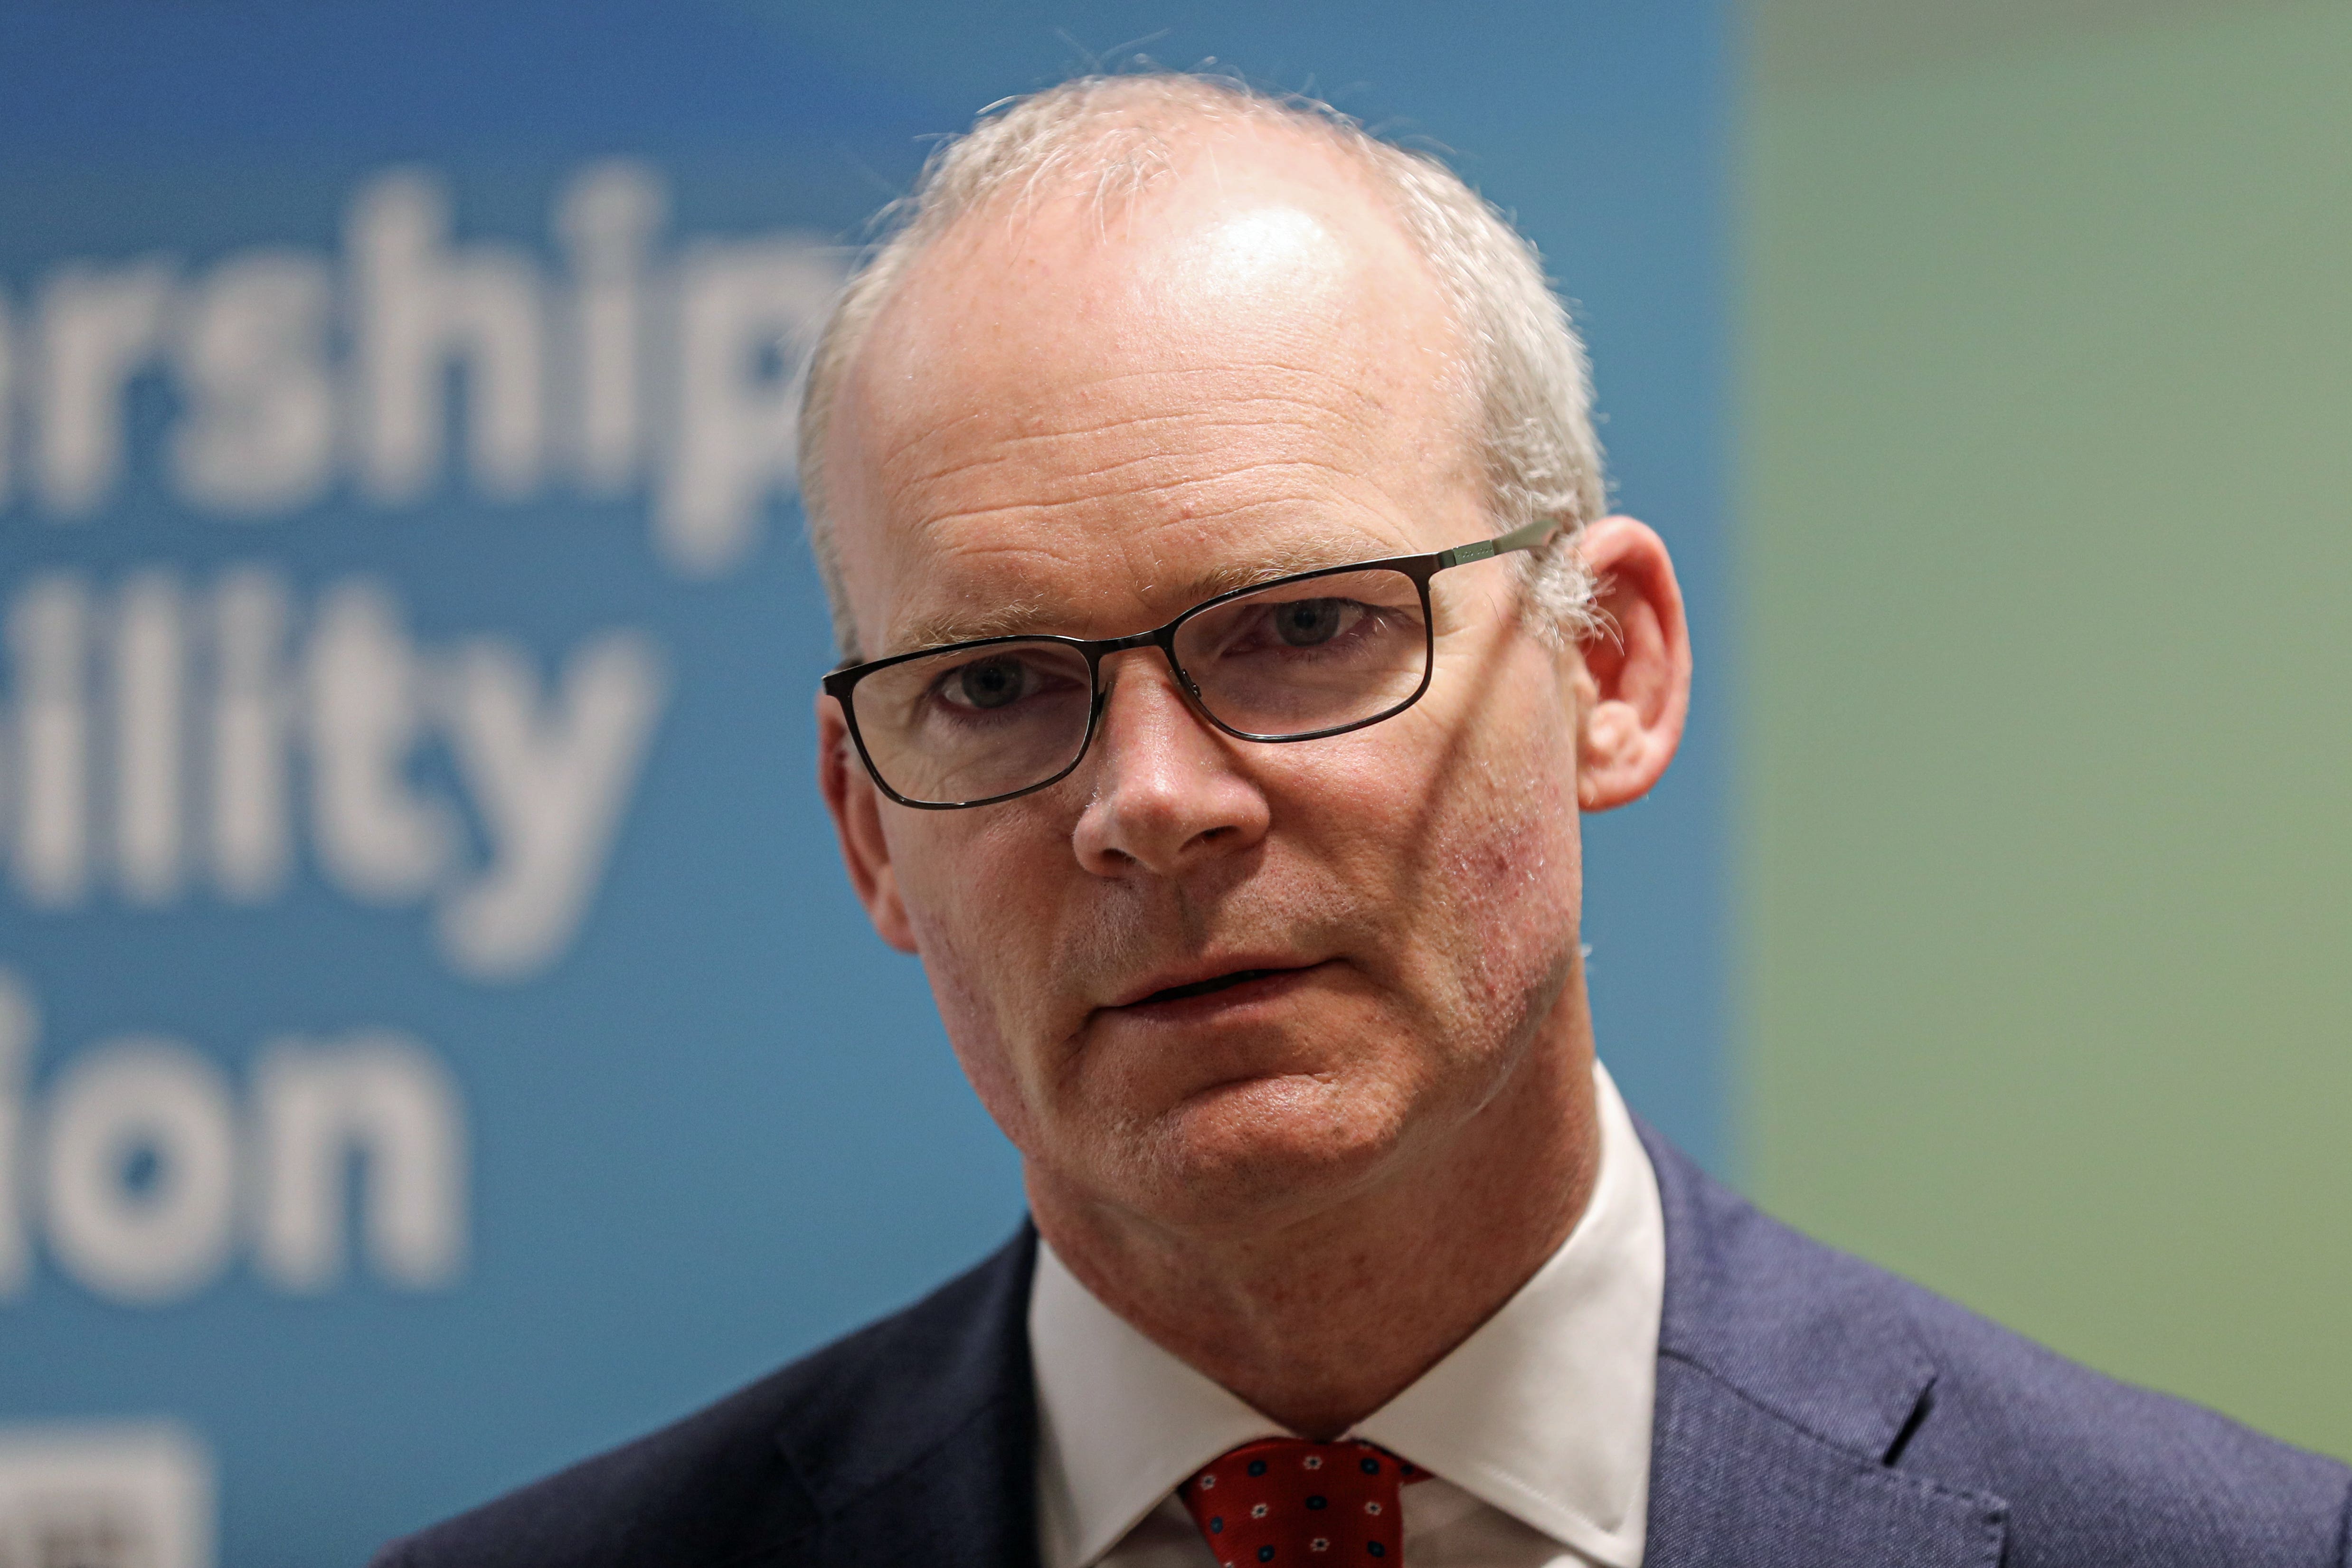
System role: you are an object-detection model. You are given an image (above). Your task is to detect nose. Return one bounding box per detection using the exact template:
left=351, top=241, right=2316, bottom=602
left=1071, top=652, right=1270, bottom=878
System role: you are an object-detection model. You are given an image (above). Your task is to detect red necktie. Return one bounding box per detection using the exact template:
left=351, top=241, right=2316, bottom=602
left=1178, top=1438, right=1425, bottom=1568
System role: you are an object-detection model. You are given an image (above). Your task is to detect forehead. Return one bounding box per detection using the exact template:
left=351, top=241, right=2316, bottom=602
left=830, top=127, right=1478, bottom=654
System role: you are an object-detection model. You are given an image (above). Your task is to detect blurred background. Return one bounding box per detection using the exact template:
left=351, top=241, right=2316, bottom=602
left=0, top=1, right=2342, bottom=1563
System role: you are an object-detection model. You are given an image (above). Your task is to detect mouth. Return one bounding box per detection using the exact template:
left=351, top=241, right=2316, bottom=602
left=1139, top=968, right=1290, bottom=1005
left=1111, top=961, right=1325, bottom=1014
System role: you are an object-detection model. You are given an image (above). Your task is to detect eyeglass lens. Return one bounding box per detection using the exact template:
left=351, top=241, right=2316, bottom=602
left=848, top=567, right=1431, bottom=805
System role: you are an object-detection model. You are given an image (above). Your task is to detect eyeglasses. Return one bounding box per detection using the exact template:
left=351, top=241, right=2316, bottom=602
left=822, top=516, right=1563, bottom=810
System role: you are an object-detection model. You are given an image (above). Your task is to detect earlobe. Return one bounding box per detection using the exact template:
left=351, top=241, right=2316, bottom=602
left=815, top=693, right=920, bottom=953
left=1570, top=516, right=1691, bottom=812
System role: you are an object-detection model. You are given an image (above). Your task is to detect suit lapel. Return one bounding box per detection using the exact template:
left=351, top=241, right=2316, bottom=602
left=779, top=1228, right=1043, bottom=1568
left=1633, top=1121, right=2008, bottom=1568
left=804, top=1387, right=1038, bottom=1568
left=1644, top=1356, right=2005, bottom=1568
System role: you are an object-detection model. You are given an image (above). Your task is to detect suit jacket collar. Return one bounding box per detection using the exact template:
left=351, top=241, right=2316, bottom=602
left=1633, top=1115, right=2009, bottom=1567
left=772, top=1226, right=1043, bottom=1568
left=771, top=1123, right=2009, bottom=1568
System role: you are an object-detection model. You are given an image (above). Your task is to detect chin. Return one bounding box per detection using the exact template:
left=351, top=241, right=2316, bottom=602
left=1113, top=1071, right=1412, bottom=1228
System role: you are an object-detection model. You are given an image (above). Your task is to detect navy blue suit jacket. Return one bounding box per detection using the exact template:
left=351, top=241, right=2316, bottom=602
left=379, top=1120, right=2351, bottom=1566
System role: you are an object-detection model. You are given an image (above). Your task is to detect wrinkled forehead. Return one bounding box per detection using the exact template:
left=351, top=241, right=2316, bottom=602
left=826, top=128, right=1479, bottom=654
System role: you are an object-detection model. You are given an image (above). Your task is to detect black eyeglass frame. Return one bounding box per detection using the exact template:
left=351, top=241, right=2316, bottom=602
left=820, top=516, right=1563, bottom=810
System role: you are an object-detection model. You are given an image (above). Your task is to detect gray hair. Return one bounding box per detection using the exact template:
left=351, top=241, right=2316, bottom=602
left=797, top=73, right=1607, bottom=661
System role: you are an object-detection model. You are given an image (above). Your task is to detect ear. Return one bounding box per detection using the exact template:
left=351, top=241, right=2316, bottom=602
left=816, top=691, right=919, bottom=953
left=1570, top=516, right=1691, bottom=812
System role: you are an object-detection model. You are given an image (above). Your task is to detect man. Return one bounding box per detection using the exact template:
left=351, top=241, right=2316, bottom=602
left=380, top=75, right=2350, bottom=1568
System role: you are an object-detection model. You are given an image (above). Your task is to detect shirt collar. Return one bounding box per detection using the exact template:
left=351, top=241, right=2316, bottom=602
left=1030, top=1060, right=1664, bottom=1568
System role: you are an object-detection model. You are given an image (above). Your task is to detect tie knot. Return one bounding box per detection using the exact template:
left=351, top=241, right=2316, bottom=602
left=1178, top=1439, right=1423, bottom=1568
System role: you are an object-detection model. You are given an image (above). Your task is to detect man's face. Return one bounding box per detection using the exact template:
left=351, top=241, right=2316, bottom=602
left=820, top=134, right=1593, bottom=1236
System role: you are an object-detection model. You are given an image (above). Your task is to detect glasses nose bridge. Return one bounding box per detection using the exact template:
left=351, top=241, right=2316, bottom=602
left=1084, top=624, right=1206, bottom=725
left=1090, top=622, right=1189, bottom=678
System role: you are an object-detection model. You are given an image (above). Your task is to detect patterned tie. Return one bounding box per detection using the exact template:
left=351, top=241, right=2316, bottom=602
left=1178, top=1438, right=1425, bottom=1568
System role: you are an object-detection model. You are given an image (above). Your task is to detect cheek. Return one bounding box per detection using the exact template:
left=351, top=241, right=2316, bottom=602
left=888, top=807, right=1058, bottom=969
left=886, top=810, right=1071, bottom=1149
left=1308, top=642, right=1585, bottom=1024
left=911, top=912, right=1042, bottom=1152
left=1446, top=786, right=1584, bottom=1008
left=1402, top=788, right=1582, bottom=1057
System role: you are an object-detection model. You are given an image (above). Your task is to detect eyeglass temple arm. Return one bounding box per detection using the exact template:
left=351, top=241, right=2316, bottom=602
left=1434, top=515, right=1567, bottom=571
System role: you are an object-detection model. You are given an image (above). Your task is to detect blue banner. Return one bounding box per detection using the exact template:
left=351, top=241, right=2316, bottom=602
left=0, top=5, right=1726, bottom=1564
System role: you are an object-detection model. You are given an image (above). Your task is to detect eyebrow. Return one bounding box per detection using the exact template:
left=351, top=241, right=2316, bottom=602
left=884, top=526, right=1412, bottom=654
left=891, top=597, right=1062, bottom=652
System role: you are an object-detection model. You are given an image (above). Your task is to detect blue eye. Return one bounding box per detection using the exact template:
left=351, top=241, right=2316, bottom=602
left=1273, top=598, right=1346, bottom=646
left=947, top=655, right=1028, bottom=709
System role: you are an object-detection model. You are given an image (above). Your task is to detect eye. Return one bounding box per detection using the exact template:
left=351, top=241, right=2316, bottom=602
left=939, top=654, right=1032, bottom=710
left=1270, top=598, right=1350, bottom=647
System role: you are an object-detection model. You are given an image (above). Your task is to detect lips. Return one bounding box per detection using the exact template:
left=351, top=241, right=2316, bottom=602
left=1109, top=959, right=1322, bottom=1011
left=1138, top=968, right=1288, bottom=1005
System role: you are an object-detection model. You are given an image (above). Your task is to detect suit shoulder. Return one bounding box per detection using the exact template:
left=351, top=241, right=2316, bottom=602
left=1887, top=1269, right=2351, bottom=1564
left=372, top=1232, right=1035, bottom=1568
left=1640, top=1128, right=2350, bottom=1566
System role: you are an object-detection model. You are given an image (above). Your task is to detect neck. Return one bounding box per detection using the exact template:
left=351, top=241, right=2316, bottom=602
left=1028, top=986, right=1601, bottom=1440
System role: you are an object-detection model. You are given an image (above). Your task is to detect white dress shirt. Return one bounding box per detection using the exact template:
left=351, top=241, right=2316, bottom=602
left=1030, top=1061, right=1665, bottom=1568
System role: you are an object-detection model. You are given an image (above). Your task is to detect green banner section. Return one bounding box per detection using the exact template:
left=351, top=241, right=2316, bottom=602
left=1745, top=0, right=2352, bottom=1457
